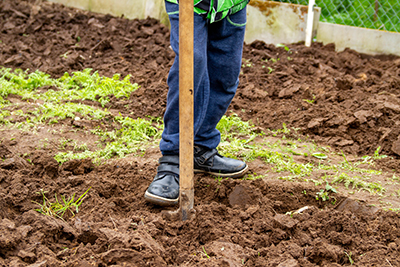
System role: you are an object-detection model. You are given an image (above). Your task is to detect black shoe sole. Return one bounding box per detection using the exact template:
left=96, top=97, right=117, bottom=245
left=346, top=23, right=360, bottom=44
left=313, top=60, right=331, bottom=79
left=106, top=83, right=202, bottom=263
left=194, top=164, right=249, bottom=178
left=144, top=191, right=179, bottom=206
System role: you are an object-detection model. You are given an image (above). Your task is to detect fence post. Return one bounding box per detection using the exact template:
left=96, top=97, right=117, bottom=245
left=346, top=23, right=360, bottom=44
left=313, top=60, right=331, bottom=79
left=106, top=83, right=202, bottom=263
left=305, top=0, right=316, bottom=47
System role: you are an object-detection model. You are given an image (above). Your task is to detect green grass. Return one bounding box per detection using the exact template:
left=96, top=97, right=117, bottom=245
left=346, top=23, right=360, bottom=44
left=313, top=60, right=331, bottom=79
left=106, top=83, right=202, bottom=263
left=0, top=67, right=138, bottom=129
left=33, top=102, right=110, bottom=124
left=0, top=67, right=138, bottom=106
left=0, top=67, right=161, bottom=164
left=33, top=187, right=91, bottom=220
left=55, top=116, right=163, bottom=163
left=332, top=172, right=385, bottom=195
left=215, top=116, right=391, bottom=198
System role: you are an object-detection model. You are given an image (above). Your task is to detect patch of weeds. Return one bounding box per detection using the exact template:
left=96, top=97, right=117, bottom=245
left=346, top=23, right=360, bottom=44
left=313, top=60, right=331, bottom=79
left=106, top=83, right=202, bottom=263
left=388, top=207, right=400, bottom=212
left=268, top=58, right=279, bottom=63
left=246, top=148, right=314, bottom=177
left=373, top=146, right=388, bottom=160
left=217, top=114, right=259, bottom=156
left=271, top=123, right=290, bottom=136
left=217, top=113, right=255, bottom=137
left=74, top=142, right=88, bottom=152
left=55, top=117, right=162, bottom=163
left=32, top=102, right=110, bottom=124
left=331, top=151, right=382, bottom=175
left=0, top=110, right=11, bottom=125
left=0, top=68, right=54, bottom=95
left=395, top=188, right=400, bottom=198
left=241, top=58, right=252, bottom=68
left=315, top=183, right=337, bottom=203
left=332, top=172, right=386, bottom=195
left=0, top=67, right=139, bottom=106
left=58, top=69, right=138, bottom=106
left=59, top=138, right=73, bottom=150
left=310, top=179, right=323, bottom=186
left=33, top=188, right=91, bottom=220
left=303, top=94, right=316, bottom=104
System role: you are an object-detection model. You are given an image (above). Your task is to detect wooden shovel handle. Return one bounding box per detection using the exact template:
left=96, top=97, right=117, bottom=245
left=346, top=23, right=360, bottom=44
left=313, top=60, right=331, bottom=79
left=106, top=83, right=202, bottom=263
left=179, top=0, right=194, bottom=220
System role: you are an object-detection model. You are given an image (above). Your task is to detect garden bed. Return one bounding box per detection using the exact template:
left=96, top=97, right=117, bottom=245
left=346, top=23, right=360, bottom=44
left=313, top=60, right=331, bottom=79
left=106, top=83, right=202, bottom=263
left=1, top=0, right=400, bottom=266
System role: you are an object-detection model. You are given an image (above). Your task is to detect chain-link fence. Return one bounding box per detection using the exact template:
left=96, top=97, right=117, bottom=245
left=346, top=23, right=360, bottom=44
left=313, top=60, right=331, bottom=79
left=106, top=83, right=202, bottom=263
left=273, top=0, right=400, bottom=32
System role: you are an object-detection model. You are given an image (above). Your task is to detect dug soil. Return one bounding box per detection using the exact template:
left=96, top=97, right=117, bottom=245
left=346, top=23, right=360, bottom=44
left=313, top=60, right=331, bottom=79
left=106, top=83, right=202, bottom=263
left=1, top=0, right=400, bottom=266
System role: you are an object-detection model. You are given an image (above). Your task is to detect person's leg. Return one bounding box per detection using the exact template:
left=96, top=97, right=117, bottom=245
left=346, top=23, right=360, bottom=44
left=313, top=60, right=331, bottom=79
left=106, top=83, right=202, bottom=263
left=192, top=7, right=248, bottom=178
left=193, top=7, right=247, bottom=149
left=145, top=3, right=249, bottom=205
left=159, top=1, right=209, bottom=155
left=145, top=1, right=210, bottom=205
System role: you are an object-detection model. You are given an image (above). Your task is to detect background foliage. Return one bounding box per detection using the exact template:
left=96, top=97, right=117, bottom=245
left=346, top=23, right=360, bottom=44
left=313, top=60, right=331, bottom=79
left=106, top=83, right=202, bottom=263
left=274, top=0, right=400, bottom=32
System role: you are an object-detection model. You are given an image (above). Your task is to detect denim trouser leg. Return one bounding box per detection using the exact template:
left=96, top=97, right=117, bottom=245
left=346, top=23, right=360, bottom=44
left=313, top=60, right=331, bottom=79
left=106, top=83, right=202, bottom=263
left=160, top=1, right=247, bottom=155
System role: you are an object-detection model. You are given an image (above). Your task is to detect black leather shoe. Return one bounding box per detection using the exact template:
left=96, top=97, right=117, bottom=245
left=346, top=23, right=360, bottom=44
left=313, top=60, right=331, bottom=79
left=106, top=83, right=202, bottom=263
left=193, top=146, right=248, bottom=178
left=144, top=155, right=179, bottom=206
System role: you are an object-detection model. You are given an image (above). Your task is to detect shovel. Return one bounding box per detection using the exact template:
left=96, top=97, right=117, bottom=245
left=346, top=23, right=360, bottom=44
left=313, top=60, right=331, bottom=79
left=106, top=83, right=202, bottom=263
left=177, top=0, right=195, bottom=221
left=161, top=0, right=194, bottom=222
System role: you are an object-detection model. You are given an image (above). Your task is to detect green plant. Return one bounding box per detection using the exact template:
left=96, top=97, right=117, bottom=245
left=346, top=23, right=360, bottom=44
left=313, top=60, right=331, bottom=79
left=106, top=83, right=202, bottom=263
left=373, top=146, right=387, bottom=159
left=241, top=58, right=253, bottom=68
left=303, top=98, right=314, bottom=104
left=276, top=43, right=291, bottom=53
left=202, top=246, right=210, bottom=259
left=395, top=188, right=400, bottom=198
left=332, top=172, right=386, bottom=195
left=316, top=183, right=337, bottom=201
left=344, top=251, right=354, bottom=265
left=33, top=188, right=91, bottom=220
left=217, top=113, right=254, bottom=137
left=215, top=176, right=224, bottom=185
left=61, top=51, right=71, bottom=59
left=244, top=173, right=265, bottom=180
left=55, top=117, right=162, bottom=163
left=271, top=123, right=290, bottom=135
left=0, top=67, right=139, bottom=107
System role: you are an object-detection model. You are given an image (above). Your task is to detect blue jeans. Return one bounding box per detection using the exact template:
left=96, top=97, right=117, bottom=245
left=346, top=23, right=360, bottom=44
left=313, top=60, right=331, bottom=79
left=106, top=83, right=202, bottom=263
left=160, top=1, right=247, bottom=155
